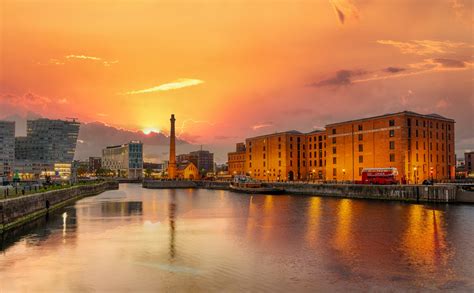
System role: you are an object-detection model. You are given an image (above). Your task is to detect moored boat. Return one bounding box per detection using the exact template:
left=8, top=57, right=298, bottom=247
left=229, top=175, right=285, bottom=194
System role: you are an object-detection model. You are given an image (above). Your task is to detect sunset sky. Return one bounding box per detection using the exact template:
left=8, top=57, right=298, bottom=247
left=1, top=0, right=473, bottom=157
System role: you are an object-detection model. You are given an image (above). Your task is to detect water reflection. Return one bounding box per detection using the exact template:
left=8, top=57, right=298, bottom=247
left=168, top=190, right=177, bottom=261
left=0, top=184, right=473, bottom=292
left=305, top=197, right=321, bottom=248
left=401, top=205, right=451, bottom=281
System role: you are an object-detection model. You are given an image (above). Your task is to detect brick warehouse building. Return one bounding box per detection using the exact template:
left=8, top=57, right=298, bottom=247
left=230, top=111, right=455, bottom=183
left=228, top=143, right=246, bottom=176
left=326, top=111, right=455, bottom=183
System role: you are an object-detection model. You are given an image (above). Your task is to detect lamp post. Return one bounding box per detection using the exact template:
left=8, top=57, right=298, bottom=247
left=430, top=167, right=434, bottom=181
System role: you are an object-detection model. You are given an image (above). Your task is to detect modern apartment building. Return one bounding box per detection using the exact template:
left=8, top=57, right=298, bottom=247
left=228, top=143, right=246, bottom=175
left=0, top=121, right=15, bottom=179
left=189, top=150, right=214, bottom=174
left=102, top=141, right=143, bottom=179
left=88, top=157, right=102, bottom=173
left=14, top=118, right=80, bottom=163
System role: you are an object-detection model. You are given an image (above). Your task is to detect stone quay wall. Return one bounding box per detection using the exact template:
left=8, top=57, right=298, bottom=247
left=143, top=180, right=197, bottom=189
left=0, top=181, right=119, bottom=232
left=269, top=183, right=458, bottom=203
left=142, top=180, right=467, bottom=203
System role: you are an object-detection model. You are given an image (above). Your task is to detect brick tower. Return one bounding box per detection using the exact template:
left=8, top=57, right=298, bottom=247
left=168, top=114, right=177, bottom=179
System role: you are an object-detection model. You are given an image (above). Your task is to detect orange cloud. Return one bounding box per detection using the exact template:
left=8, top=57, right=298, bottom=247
left=122, top=79, right=204, bottom=95
left=252, top=123, right=273, bottom=130
left=376, top=39, right=471, bottom=55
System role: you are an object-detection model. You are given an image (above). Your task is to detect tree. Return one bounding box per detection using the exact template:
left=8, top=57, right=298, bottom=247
left=145, top=168, right=153, bottom=178
left=77, top=166, right=88, bottom=177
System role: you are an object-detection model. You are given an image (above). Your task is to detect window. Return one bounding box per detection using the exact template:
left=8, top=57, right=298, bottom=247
left=389, top=141, right=395, bottom=150
left=278, top=137, right=281, bottom=142
left=359, top=155, right=363, bottom=163
left=290, top=152, right=293, bottom=158
left=333, top=157, right=337, bottom=164
left=359, top=167, right=363, bottom=176
left=332, top=129, right=336, bottom=134
left=389, top=130, right=395, bottom=137
left=290, top=160, right=293, bottom=167
left=358, top=144, right=363, bottom=152
left=333, top=168, right=337, bottom=176
left=249, top=155, right=252, bottom=160
left=279, top=161, right=281, bottom=166
left=390, top=154, right=395, bottom=162
left=278, top=144, right=281, bottom=149
left=332, top=137, right=336, bottom=144
left=263, top=146, right=266, bottom=151
left=278, top=152, right=281, bottom=158
left=358, top=134, right=363, bottom=141
left=389, top=119, right=395, bottom=126
left=263, top=153, right=266, bottom=159
left=358, top=125, right=363, bottom=131
left=333, top=147, right=337, bottom=154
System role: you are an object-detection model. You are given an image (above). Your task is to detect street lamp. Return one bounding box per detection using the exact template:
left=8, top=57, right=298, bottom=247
left=342, top=168, right=346, bottom=183
left=430, top=167, right=434, bottom=181
left=413, top=166, right=418, bottom=184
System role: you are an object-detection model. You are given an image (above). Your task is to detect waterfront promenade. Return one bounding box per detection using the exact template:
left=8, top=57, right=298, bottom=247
left=0, top=181, right=119, bottom=233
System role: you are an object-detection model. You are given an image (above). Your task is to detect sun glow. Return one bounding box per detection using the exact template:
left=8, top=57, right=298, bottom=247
left=142, top=127, right=160, bottom=135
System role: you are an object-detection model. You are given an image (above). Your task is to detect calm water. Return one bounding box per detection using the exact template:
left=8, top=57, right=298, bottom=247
left=1, top=184, right=473, bottom=292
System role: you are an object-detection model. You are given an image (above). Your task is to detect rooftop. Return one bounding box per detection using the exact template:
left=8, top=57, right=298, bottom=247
left=325, top=111, right=455, bottom=127
left=246, top=130, right=302, bottom=141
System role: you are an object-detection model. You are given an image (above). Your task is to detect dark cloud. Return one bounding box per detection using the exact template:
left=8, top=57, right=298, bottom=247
left=432, top=58, right=465, bottom=68
left=214, top=135, right=238, bottom=140
left=282, top=108, right=313, bottom=116
left=335, top=6, right=345, bottom=24
left=385, top=67, right=406, bottom=73
left=310, top=70, right=367, bottom=87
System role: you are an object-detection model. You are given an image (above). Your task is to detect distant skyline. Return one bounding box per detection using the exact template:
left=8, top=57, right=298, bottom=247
left=1, top=0, right=472, bottom=156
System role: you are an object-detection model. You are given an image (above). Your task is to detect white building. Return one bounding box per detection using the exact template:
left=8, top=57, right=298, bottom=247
left=102, top=141, right=143, bottom=179
left=0, top=121, right=15, bottom=180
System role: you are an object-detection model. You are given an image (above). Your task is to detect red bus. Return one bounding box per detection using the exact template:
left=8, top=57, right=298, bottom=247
left=359, top=168, right=399, bottom=185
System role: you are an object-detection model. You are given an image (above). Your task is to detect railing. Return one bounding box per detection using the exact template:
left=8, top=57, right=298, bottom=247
left=0, top=180, right=108, bottom=200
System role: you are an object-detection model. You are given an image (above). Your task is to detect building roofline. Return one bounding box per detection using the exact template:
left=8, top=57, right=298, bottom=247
left=325, top=111, right=455, bottom=127
left=246, top=130, right=303, bottom=141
